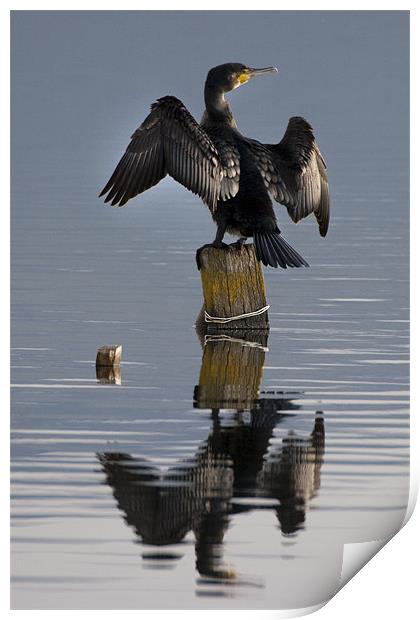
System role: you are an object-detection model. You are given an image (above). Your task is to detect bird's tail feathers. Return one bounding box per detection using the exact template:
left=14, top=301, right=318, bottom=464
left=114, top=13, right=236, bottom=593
left=254, top=231, right=309, bottom=269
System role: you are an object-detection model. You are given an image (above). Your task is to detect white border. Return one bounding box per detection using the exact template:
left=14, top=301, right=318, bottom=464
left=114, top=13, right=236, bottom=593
left=3, top=3, right=418, bottom=619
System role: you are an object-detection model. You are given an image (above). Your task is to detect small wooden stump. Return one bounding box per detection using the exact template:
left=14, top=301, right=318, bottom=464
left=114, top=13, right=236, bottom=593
left=96, top=344, right=122, bottom=368
left=197, top=244, right=269, bottom=333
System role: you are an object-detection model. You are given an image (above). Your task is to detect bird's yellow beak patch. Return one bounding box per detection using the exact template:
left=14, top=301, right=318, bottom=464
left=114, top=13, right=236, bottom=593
left=238, top=72, right=250, bottom=84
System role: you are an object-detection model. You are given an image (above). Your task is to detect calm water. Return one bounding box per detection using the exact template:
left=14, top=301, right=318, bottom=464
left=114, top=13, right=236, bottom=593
left=11, top=11, right=409, bottom=611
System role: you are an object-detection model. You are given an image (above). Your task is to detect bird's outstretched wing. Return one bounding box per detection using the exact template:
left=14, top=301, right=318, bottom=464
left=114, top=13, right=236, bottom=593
left=247, top=117, right=330, bottom=237
left=99, top=96, right=237, bottom=211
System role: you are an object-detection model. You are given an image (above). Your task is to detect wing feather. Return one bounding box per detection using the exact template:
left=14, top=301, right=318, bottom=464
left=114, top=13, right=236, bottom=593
left=246, top=119, right=330, bottom=237
left=216, top=141, right=241, bottom=201
left=99, top=96, right=238, bottom=211
left=266, top=117, right=330, bottom=237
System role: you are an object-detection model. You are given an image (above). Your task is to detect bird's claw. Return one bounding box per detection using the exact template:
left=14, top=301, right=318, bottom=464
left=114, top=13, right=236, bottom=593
left=230, top=238, right=247, bottom=251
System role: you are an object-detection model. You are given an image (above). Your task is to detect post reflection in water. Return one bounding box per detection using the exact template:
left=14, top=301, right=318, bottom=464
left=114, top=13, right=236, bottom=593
left=97, top=330, right=325, bottom=584
left=96, top=365, right=122, bottom=385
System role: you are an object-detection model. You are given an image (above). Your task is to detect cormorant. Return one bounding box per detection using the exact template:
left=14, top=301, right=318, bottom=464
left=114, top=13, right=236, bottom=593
left=99, top=63, right=330, bottom=269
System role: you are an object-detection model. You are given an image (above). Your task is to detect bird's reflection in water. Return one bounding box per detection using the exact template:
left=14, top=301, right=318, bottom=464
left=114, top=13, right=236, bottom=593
left=97, top=330, right=324, bottom=586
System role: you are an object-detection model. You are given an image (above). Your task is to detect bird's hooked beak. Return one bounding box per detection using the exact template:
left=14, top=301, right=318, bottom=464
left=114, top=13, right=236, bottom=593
left=249, top=66, right=278, bottom=78
left=237, top=66, right=278, bottom=85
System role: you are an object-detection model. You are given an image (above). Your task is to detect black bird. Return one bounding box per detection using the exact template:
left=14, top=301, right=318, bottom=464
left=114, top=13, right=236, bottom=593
left=99, top=63, right=330, bottom=269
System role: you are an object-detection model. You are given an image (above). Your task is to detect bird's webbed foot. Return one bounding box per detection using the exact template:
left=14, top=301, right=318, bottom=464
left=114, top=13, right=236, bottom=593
left=196, top=241, right=230, bottom=270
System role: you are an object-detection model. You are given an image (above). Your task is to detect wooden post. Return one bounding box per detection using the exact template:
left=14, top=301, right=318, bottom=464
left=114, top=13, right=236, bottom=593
left=197, top=244, right=269, bottom=333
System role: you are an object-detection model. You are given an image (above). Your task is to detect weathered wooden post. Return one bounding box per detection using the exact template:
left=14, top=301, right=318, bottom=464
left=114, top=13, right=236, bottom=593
left=196, top=244, right=269, bottom=334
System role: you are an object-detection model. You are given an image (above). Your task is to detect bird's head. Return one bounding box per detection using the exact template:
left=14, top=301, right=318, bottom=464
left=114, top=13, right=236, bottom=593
left=205, top=63, right=278, bottom=93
